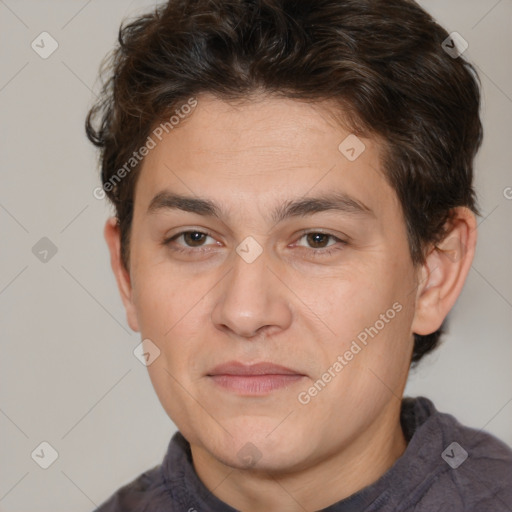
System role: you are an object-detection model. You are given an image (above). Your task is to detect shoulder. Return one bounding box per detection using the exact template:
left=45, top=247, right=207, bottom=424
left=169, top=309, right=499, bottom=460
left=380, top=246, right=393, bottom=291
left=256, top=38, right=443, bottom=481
left=92, top=430, right=194, bottom=512
left=442, top=422, right=512, bottom=510
left=405, top=397, right=512, bottom=511
left=93, top=464, right=167, bottom=512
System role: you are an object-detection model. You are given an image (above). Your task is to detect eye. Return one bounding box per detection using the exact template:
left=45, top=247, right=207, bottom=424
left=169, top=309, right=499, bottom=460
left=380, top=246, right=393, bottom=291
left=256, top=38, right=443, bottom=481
left=293, top=231, right=347, bottom=257
left=163, top=230, right=218, bottom=254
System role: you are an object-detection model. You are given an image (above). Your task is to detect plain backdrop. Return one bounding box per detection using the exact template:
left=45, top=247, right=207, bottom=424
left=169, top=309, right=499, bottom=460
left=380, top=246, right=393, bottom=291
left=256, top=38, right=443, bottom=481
left=0, top=0, right=511, bottom=510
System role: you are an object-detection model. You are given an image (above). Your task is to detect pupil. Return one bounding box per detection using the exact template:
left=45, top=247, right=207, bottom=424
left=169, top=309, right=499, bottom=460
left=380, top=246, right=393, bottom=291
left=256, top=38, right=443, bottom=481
left=186, top=232, right=204, bottom=246
left=308, top=233, right=327, bottom=248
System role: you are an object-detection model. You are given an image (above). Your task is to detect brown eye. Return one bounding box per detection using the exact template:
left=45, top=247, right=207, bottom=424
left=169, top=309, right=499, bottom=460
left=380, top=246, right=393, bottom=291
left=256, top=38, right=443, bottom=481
left=181, top=231, right=208, bottom=247
left=305, top=233, right=332, bottom=249
left=294, top=231, right=348, bottom=258
left=163, top=230, right=218, bottom=254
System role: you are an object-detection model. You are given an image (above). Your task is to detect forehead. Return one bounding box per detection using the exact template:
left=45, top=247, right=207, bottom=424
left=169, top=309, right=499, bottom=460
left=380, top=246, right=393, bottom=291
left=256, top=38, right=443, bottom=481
left=134, top=94, right=398, bottom=223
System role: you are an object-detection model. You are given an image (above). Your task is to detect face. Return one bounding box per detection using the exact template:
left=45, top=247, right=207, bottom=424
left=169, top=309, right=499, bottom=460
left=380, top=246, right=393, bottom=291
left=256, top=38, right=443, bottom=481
left=117, top=94, right=420, bottom=472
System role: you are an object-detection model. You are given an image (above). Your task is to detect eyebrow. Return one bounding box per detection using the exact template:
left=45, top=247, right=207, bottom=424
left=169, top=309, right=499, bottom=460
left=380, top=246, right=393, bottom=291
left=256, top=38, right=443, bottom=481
left=147, top=190, right=374, bottom=224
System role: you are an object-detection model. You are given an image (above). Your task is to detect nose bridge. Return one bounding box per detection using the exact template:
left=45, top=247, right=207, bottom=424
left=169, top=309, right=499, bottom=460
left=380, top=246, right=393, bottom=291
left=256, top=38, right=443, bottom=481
left=231, top=245, right=269, bottom=300
left=211, top=242, right=292, bottom=338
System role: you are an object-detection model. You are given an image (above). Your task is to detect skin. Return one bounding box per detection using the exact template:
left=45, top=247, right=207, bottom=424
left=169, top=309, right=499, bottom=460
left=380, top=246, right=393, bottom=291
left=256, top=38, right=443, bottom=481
left=104, top=93, right=477, bottom=511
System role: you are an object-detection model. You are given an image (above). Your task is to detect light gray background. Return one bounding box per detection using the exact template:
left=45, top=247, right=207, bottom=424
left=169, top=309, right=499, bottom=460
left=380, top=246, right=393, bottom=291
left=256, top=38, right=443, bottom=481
left=0, top=1, right=511, bottom=510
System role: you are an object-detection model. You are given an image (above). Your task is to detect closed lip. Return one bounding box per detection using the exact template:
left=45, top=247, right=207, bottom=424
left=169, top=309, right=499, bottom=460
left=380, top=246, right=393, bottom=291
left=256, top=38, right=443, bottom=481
left=207, top=361, right=304, bottom=376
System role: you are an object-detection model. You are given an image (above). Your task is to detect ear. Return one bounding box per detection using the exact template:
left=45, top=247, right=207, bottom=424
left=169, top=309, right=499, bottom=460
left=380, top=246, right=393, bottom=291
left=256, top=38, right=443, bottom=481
left=104, top=217, right=140, bottom=332
left=411, top=207, right=477, bottom=336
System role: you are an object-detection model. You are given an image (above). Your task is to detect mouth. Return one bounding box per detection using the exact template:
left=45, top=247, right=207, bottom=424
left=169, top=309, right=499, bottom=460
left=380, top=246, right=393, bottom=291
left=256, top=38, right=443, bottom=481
left=207, top=361, right=306, bottom=395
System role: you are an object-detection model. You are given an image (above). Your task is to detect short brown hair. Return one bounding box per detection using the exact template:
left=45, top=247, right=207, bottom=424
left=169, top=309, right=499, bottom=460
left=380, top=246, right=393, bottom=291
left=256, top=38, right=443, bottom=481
left=86, top=0, right=482, bottom=365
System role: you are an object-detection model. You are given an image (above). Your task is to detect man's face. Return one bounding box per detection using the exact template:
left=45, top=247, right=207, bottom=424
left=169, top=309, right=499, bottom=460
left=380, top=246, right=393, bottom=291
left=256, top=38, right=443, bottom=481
left=124, top=94, right=418, bottom=472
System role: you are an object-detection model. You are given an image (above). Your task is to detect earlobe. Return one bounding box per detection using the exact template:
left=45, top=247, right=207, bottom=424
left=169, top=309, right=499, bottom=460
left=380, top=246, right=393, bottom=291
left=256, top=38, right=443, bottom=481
left=411, top=207, right=477, bottom=336
left=104, top=217, right=140, bottom=332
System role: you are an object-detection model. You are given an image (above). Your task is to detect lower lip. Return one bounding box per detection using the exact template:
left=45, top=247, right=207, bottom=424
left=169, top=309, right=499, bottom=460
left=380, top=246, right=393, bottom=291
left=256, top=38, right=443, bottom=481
left=209, top=374, right=304, bottom=394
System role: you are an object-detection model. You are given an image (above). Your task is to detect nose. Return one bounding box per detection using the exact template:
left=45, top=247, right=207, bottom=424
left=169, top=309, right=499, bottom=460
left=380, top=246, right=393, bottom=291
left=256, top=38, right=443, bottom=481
left=210, top=248, right=293, bottom=340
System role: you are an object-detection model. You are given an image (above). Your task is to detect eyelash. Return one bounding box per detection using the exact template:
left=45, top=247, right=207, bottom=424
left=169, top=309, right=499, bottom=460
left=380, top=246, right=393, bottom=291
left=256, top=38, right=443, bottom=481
left=162, top=229, right=348, bottom=258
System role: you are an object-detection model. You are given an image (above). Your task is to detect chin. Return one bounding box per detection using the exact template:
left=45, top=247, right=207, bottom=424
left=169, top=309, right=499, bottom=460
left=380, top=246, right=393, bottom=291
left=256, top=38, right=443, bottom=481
left=202, top=422, right=310, bottom=470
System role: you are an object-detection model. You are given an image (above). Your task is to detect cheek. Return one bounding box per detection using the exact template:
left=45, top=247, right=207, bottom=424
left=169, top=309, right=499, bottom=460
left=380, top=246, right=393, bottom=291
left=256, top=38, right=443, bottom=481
left=301, top=264, right=397, bottom=343
left=310, top=257, right=415, bottom=378
left=131, top=256, right=193, bottom=334
left=132, top=264, right=212, bottom=370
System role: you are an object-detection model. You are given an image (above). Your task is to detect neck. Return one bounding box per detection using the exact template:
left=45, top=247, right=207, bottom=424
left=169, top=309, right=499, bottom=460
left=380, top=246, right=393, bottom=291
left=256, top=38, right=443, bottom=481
left=190, top=401, right=408, bottom=512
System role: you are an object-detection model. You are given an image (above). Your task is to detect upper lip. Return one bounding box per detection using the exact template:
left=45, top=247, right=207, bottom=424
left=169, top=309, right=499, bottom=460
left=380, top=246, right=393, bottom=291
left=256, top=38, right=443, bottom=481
left=207, top=361, right=303, bottom=376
